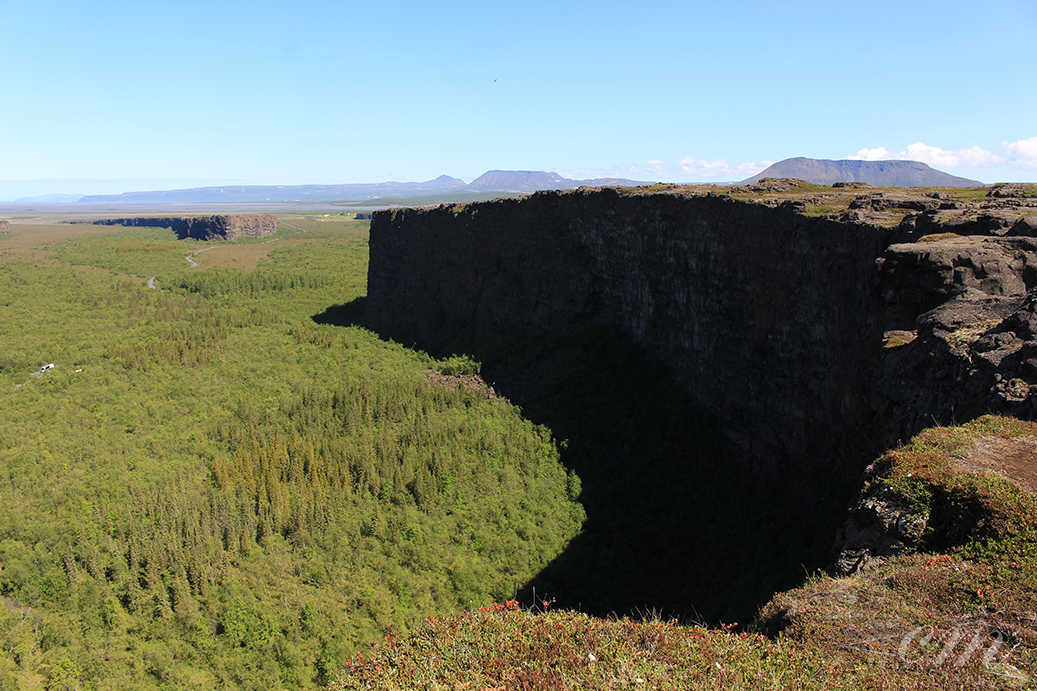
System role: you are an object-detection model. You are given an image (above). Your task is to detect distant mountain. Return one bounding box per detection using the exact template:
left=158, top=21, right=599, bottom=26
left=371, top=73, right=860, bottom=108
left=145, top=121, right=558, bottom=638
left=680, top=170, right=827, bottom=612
left=76, top=175, right=469, bottom=204
left=741, top=157, right=982, bottom=188
left=467, top=170, right=571, bottom=191
left=74, top=171, right=650, bottom=204
left=14, top=193, right=83, bottom=203
left=466, top=170, right=654, bottom=192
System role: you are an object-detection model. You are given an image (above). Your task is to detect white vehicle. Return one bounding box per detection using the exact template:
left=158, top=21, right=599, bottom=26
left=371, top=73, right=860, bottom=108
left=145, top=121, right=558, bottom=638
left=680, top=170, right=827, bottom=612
left=39, top=363, right=54, bottom=372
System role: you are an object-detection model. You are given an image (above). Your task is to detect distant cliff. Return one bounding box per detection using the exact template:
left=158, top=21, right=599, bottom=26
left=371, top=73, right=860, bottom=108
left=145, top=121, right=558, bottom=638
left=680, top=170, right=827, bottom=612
left=93, top=214, right=276, bottom=240
left=742, top=157, right=982, bottom=187
left=366, top=182, right=1037, bottom=506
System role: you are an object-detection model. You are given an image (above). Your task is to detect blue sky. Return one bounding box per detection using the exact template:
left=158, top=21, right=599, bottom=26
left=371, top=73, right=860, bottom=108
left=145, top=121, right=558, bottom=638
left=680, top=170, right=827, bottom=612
left=2, top=0, right=1035, bottom=200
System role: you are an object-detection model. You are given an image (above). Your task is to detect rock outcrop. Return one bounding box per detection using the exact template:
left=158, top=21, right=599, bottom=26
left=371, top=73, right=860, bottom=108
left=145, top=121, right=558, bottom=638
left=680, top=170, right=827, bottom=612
left=831, top=420, right=1037, bottom=574
left=873, top=185, right=1037, bottom=443
left=92, top=215, right=276, bottom=240
left=829, top=483, right=927, bottom=575
left=0, top=220, right=9, bottom=233
left=877, top=237, right=1037, bottom=329
left=366, top=183, right=1037, bottom=509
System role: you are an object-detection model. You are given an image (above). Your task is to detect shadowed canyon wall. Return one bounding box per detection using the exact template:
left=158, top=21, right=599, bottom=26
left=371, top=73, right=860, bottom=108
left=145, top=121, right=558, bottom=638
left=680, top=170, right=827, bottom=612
left=366, top=187, right=898, bottom=498
left=361, top=182, right=1037, bottom=617
left=93, top=214, right=276, bottom=240
left=366, top=183, right=1037, bottom=510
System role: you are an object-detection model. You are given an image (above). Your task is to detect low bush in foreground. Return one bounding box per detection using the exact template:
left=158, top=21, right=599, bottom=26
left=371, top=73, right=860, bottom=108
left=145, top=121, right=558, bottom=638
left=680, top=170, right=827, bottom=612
left=329, top=597, right=1033, bottom=690
left=329, top=601, right=830, bottom=691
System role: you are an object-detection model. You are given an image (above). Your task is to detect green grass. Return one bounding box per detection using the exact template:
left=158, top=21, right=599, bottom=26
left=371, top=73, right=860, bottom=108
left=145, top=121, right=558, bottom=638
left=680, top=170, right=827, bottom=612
left=761, top=416, right=1037, bottom=687
left=917, top=232, right=963, bottom=242
left=951, top=188, right=990, bottom=201
left=802, top=203, right=834, bottom=216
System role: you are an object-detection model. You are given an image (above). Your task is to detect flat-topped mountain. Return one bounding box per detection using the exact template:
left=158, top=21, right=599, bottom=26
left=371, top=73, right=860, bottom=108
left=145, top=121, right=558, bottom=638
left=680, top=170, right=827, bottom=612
left=742, top=157, right=982, bottom=187
left=467, top=170, right=649, bottom=192
left=467, top=170, right=571, bottom=191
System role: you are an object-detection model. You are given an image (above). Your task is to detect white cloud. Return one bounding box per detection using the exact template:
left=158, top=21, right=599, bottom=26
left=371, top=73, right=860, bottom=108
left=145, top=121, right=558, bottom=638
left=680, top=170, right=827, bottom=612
left=678, top=157, right=773, bottom=179
left=642, top=160, right=671, bottom=175
left=850, top=142, right=1005, bottom=167
left=608, top=157, right=771, bottom=182
left=1003, top=136, right=1037, bottom=168
left=850, top=138, right=1037, bottom=169
left=908, top=143, right=1004, bottom=168
left=851, top=147, right=895, bottom=161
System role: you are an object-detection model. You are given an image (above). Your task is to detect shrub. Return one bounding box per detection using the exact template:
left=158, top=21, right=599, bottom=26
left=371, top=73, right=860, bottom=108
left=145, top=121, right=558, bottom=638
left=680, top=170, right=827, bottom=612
left=432, top=353, right=480, bottom=376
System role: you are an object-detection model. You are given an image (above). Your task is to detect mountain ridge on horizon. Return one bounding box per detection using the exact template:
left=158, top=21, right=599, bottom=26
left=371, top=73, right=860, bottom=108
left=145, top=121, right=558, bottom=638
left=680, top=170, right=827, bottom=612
left=63, top=170, right=653, bottom=205
left=13, top=158, right=995, bottom=204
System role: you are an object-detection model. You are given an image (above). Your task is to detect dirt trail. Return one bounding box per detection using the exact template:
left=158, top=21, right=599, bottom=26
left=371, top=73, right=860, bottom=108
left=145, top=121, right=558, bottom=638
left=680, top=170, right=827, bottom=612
left=960, top=436, right=1037, bottom=494
left=185, top=246, right=216, bottom=267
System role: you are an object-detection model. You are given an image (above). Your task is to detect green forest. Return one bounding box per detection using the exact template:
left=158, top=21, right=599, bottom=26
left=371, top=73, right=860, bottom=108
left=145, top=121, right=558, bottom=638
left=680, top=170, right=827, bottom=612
left=0, top=218, right=584, bottom=689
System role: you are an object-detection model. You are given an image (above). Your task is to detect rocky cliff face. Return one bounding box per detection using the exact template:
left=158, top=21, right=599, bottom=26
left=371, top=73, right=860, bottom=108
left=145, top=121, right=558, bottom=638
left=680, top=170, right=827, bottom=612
left=93, top=214, right=276, bottom=240
left=368, top=187, right=891, bottom=501
left=366, top=182, right=1037, bottom=508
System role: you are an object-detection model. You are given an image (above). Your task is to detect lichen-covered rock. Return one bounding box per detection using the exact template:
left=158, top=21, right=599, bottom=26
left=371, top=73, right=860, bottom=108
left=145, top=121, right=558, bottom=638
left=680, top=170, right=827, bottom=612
left=850, top=194, right=942, bottom=213
left=830, top=483, right=927, bottom=574
left=875, top=229, right=1037, bottom=446
left=988, top=183, right=1037, bottom=198
left=877, top=237, right=1037, bottom=329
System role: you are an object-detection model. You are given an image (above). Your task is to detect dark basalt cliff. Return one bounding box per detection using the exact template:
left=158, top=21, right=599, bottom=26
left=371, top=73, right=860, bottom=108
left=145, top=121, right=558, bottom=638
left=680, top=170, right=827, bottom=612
left=93, top=214, right=276, bottom=240
left=366, top=183, right=1037, bottom=505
